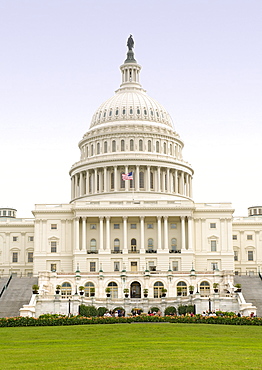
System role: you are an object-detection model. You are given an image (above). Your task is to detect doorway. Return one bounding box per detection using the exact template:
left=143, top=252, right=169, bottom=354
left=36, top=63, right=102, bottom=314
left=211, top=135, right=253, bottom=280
left=130, top=281, right=141, bottom=298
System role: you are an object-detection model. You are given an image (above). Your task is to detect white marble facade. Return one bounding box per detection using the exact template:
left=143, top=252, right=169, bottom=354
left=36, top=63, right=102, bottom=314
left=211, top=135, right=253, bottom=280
left=1, top=41, right=261, bottom=316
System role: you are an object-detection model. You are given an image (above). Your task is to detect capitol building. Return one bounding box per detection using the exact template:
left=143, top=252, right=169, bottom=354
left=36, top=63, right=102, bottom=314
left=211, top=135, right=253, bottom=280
left=0, top=38, right=261, bottom=317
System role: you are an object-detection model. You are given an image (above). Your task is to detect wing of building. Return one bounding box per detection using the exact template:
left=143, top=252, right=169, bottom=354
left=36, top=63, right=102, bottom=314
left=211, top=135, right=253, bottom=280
left=0, top=39, right=261, bottom=317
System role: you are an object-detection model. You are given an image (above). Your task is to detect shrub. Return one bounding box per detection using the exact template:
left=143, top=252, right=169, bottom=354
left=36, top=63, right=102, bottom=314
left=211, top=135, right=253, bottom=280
left=79, top=305, right=97, bottom=317
left=150, top=307, right=160, bottom=313
left=97, top=307, right=108, bottom=317
left=178, top=305, right=187, bottom=315
left=186, top=305, right=195, bottom=314
left=164, top=306, right=177, bottom=316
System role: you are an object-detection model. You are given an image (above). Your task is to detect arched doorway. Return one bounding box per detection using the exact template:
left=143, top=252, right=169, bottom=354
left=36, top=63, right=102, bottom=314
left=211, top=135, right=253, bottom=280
left=130, top=281, right=141, bottom=298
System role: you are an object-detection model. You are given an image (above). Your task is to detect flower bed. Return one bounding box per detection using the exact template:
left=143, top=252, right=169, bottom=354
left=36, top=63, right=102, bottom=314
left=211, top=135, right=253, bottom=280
left=0, top=314, right=262, bottom=327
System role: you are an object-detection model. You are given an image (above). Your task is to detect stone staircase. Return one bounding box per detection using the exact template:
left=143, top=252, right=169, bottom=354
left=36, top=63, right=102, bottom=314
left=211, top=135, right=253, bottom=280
left=234, top=275, right=262, bottom=317
left=0, top=276, right=38, bottom=317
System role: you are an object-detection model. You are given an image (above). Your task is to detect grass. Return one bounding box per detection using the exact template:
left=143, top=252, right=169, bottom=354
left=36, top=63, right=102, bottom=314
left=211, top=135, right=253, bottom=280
left=0, top=323, right=262, bottom=369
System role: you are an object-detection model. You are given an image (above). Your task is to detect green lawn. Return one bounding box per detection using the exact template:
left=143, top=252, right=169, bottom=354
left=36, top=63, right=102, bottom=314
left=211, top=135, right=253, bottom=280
left=0, top=323, right=262, bottom=369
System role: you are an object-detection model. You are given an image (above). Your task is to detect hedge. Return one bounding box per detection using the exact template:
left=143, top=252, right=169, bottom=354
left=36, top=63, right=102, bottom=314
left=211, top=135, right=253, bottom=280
left=1, top=314, right=262, bottom=327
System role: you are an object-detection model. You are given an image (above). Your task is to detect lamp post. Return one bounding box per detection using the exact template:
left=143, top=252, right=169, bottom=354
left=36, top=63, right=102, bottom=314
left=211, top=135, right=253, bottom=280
left=208, top=297, right=211, bottom=313
left=68, top=298, right=71, bottom=316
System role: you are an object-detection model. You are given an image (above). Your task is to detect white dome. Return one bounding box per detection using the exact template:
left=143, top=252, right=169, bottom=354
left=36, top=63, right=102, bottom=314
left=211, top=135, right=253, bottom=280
left=90, top=89, right=173, bottom=128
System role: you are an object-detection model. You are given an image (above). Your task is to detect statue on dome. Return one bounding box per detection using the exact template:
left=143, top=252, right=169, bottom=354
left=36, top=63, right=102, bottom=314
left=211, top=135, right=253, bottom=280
left=127, top=35, right=134, bottom=51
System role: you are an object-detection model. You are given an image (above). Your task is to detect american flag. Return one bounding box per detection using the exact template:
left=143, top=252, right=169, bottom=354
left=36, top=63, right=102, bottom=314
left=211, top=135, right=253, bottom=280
left=122, top=172, right=133, bottom=180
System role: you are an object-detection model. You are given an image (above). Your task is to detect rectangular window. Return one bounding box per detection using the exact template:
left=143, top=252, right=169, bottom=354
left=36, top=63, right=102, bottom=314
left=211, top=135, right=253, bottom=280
left=114, top=224, right=120, bottom=229
left=130, top=224, right=137, bottom=229
left=248, top=251, right=254, bottom=261
left=13, top=236, right=18, bottom=242
left=211, top=262, right=218, bottom=271
left=114, top=261, right=120, bottom=271
left=90, top=224, right=97, bottom=230
left=51, top=263, right=56, bottom=272
left=51, top=241, right=57, bottom=253
left=172, top=261, right=178, bottom=271
left=247, top=235, right=253, bottom=240
left=210, top=223, right=216, bottom=229
left=51, top=224, right=57, bottom=230
left=28, top=252, right=33, bottom=263
left=234, top=251, right=238, bottom=261
left=147, top=224, right=153, bottom=229
left=28, top=236, right=34, bottom=242
left=131, top=261, right=137, bottom=272
left=90, top=262, right=96, bottom=272
left=12, top=252, right=18, bottom=263
left=211, top=240, right=217, bottom=252
left=232, top=235, right=237, bottom=240
left=148, top=261, right=156, bottom=271
left=170, top=223, right=177, bottom=229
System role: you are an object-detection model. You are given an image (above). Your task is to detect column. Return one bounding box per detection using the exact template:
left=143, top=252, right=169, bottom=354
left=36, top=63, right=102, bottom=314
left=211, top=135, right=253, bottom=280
left=167, top=168, right=170, bottom=193
left=79, top=172, right=83, bottom=196
left=157, top=166, right=161, bottom=192
left=106, top=216, right=111, bottom=252
left=181, top=172, right=185, bottom=195
left=71, top=176, right=75, bottom=199
left=147, top=166, right=150, bottom=191
left=187, top=216, right=193, bottom=251
left=170, top=171, right=174, bottom=193
left=74, top=175, right=78, bottom=197
left=161, top=170, right=165, bottom=192
left=94, top=168, right=97, bottom=194
left=99, top=217, right=104, bottom=251
left=125, top=166, right=128, bottom=191
left=123, top=216, right=128, bottom=253
left=86, top=170, right=89, bottom=194
left=189, top=175, right=193, bottom=198
left=136, top=165, right=140, bottom=191
left=174, top=169, right=178, bottom=194
left=74, top=217, right=80, bottom=251
left=140, top=216, right=145, bottom=252
left=81, top=217, right=86, bottom=251
left=104, top=167, right=107, bottom=192
left=114, top=166, right=117, bottom=191
left=164, top=216, right=169, bottom=251
left=157, top=216, right=162, bottom=251
left=181, top=216, right=186, bottom=250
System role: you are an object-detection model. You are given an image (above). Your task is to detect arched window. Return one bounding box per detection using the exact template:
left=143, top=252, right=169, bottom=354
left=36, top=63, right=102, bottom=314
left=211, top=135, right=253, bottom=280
left=112, top=140, right=116, bottom=152
left=131, top=238, right=137, bottom=252
left=137, top=108, right=140, bottom=114
left=109, top=109, right=112, bottom=117
left=84, top=282, right=95, bottom=297
left=61, top=282, right=72, bottom=297
left=86, top=146, right=89, bottom=157
left=177, top=281, right=187, bottom=296
left=148, top=238, right=153, bottom=252
left=200, top=281, right=210, bottom=297
left=148, top=140, right=152, bottom=152
left=170, top=144, right=173, bottom=156
left=156, top=141, right=159, bottom=153
left=114, top=238, right=120, bottom=252
left=139, top=172, right=144, bottom=189
left=171, top=238, right=177, bottom=252
left=97, top=143, right=100, bottom=154
left=89, top=175, right=92, bottom=193
left=130, top=107, right=133, bottom=114
left=97, top=174, right=100, bottom=192
left=154, top=281, right=164, bottom=298
left=122, top=108, right=126, bottom=115
left=165, top=174, right=167, bottom=191
left=139, top=139, right=143, bottom=151
left=104, top=141, right=108, bottom=153
left=91, top=144, right=94, bottom=156
left=115, top=108, right=119, bottom=116
left=121, top=140, right=125, bottom=151
left=120, top=172, right=125, bottom=189
left=164, top=142, right=167, bottom=154
left=111, top=172, right=114, bottom=190
left=130, top=171, right=135, bottom=189
left=90, top=239, right=97, bottom=252
left=150, top=171, right=154, bottom=189
left=130, top=139, right=134, bottom=151
left=108, top=282, right=118, bottom=298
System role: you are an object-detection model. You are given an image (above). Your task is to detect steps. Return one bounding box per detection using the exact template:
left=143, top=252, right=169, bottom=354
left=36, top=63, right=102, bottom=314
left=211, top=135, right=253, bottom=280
left=0, top=276, right=38, bottom=317
left=234, top=275, right=262, bottom=317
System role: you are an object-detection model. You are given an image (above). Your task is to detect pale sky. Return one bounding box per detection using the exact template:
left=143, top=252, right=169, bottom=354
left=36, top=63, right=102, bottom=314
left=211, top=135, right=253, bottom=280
left=1, top=0, right=261, bottom=218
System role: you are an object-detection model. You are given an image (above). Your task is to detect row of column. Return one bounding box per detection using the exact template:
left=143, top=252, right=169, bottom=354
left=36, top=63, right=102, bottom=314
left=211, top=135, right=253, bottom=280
left=71, top=166, right=193, bottom=199
left=74, top=215, right=193, bottom=253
